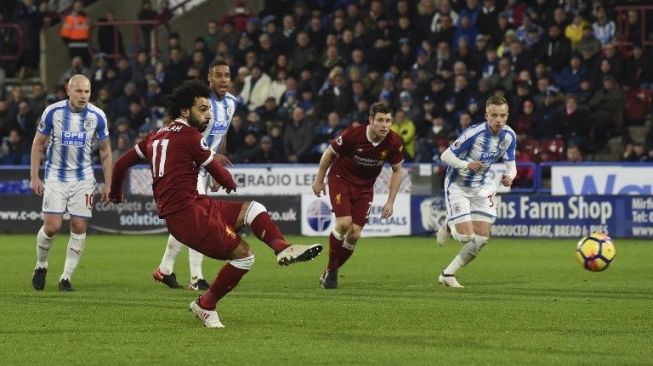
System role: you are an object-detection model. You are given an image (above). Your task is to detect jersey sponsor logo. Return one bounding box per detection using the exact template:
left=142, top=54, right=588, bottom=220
left=209, top=120, right=229, bottom=135
left=61, top=131, right=87, bottom=147
left=200, top=138, right=210, bottom=150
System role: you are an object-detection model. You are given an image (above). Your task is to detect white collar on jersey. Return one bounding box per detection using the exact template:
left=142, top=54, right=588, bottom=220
left=365, top=125, right=383, bottom=146
left=174, top=118, right=190, bottom=126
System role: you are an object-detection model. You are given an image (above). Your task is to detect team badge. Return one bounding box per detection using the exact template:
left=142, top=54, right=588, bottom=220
left=84, top=119, right=93, bottom=130
left=336, top=136, right=343, bottom=145
left=200, top=138, right=210, bottom=150
left=453, top=203, right=461, bottom=214
left=379, top=150, right=387, bottom=159
left=499, top=140, right=509, bottom=150
left=335, top=193, right=341, bottom=205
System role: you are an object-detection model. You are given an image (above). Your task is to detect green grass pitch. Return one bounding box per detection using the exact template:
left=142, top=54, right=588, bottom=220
left=1, top=234, right=652, bottom=365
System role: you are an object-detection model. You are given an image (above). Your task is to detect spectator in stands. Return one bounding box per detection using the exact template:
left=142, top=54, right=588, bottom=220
left=533, top=86, right=563, bottom=140
left=283, top=107, right=313, bottom=163
left=535, top=23, right=571, bottom=73
left=557, top=53, right=587, bottom=93
left=12, top=0, right=42, bottom=79
left=0, top=127, right=28, bottom=164
left=59, top=56, right=91, bottom=85
left=565, top=13, right=588, bottom=49
left=588, top=75, right=623, bottom=150
left=391, top=109, right=416, bottom=161
left=252, top=135, right=285, bottom=163
left=137, top=0, right=157, bottom=52
left=29, top=82, right=47, bottom=115
left=513, top=99, right=535, bottom=138
left=13, top=100, right=37, bottom=139
left=240, top=64, right=272, bottom=112
left=624, top=45, right=652, bottom=87
left=97, top=9, right=124, bottom=57
left=111, top=134, right=130, bottom=163
left=621, top=142, right=647, bottom=162
left=558, top=93, right=590, bottom=148
left=162, top=48, right=187, bottom=94
left=591, top=5, right=615, bottom=46
left=59, top=0, right=90, bottom=66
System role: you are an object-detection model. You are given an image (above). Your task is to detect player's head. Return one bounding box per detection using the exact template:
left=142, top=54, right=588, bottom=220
left=166, top=80, right=211, bottom=132
left=485, top=95, right=509, bottom=134
left=368, top=102, right=393, bottom=141
left=207, top=60, right=231, bottom=97
left=67, top=74, right=91, bottom=111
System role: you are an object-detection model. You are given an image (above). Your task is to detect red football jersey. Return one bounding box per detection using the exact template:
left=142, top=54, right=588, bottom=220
left=328, top=124, right=404, bottom=187
left=135, top=120, right=213, bottom=217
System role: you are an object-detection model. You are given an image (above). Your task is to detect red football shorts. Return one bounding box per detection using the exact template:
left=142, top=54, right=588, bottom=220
left=165, top=196, right=244, bottom=260
left=327, top=173, right=374, bottom=227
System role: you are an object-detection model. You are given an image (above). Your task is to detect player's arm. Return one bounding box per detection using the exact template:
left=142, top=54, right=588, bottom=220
left=29, top=132, right=48, bottom=196
left=382, top=162, right=403, bottom=219
left=441, top=148, right=482, bottom=171
left=501, top=134, right=518, bottom=187
left=190, top=134, right=237, bottom=193
left=109, top=143, right=147, bottom=203
left=98, top=138, right=113, bottom=203
left=312, top=146, right=337, bottom=197
left=215, top=141, right=232, bottom=166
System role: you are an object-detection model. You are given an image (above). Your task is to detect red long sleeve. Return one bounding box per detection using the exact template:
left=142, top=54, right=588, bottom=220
left=204, top=157, right=237, bottom=192
left=110, top=147, right=143, bottom=201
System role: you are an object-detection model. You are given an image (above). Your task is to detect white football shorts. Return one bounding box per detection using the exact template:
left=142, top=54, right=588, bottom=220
left=42, top=179, right=97, bottom=218
left=444, top=178, right=497, bottom=225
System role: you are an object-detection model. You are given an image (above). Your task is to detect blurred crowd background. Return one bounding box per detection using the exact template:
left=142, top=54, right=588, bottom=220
left=1, top=0, right=652, bottom=175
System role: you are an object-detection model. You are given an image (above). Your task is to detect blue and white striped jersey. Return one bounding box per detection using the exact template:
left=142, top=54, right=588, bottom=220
left=37, top=100, right=109, bottom=182
left=446, top=122, right=517, bottom=188
left=204, top=92, right=237, bottom=153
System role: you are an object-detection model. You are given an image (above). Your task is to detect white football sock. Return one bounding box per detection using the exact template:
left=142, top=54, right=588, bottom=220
left=60, top=232, right=86, bottom=281
left=159, top=234, right=184, bottom=275
left=35, top=226, right=54, bottom=269
left=444, top=235, right=489, bottom=275
left=188, top=248, right=204, bottom=281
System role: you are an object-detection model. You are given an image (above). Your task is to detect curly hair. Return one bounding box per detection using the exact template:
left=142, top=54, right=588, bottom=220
left=165, top=80, right=210, bottom=119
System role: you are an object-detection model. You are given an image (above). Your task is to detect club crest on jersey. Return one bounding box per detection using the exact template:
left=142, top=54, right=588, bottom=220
left=84, top=119, right=93, bottom=130
left=200, top=138, right=210, bottom=150
left=379, top=150, right=387, bottom=159
left=225, top=225, right=237, bottom=239
left=61, top=131, right=87, bottom=147
left=453, top=203, right=461, bottom=214
left=499, top=140, right=509, bottom=150
left=335, top=193, right=341, bottom=205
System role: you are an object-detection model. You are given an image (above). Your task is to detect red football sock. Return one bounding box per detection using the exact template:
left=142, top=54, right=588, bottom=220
left=327, top=232, right=344, bottom=270
left=250, top=212, right=289, bottom=254
left=199, top=263, right=248, bottom=310
left=338, top=241, right=355, bottom=268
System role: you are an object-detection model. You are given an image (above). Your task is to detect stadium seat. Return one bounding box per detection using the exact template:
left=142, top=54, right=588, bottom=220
left=623, top=87, right=653, bottom=126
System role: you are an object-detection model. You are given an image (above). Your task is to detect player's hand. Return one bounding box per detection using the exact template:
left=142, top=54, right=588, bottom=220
left=224, top=186, right=236, bottom=194
left=108, top=192, right=124, bottom=204
left=210, top=177, right=221, bottom=192
left=30, top=177, right=44, bottom=196
left=381, top=202, right=393, bottom=219
left=100, top=184, right=111, bottom=203
left=312, top=180, right=326, bottom=197
left=466, top=161, right=483, bottom=171
left=215, top=153, right=232, bottom=167
left=501, top=174, right=513, bottom=187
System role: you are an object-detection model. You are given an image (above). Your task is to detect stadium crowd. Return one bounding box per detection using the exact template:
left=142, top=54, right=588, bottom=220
left=1, top=0, right=653, bottom=169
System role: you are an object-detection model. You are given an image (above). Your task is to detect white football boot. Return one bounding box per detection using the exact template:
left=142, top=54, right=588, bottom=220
left=436, top=221, right=451, bottom=246
left=276, top=244, right=323, bottom=266
left=438, top=272, right=464, bottom=288
left=189, top=300, right=225, bottom=328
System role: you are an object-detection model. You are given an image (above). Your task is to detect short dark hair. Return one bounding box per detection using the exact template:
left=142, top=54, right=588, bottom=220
left=369, top=102, right=392, bottom=117
left=486, top=95, right=508, bottom=108
left=209, top=59, right=230, bottom=73
left=166, top=80, right=210, bottom=119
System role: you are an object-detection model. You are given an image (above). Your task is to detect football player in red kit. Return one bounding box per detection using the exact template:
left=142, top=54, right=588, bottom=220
left=110, top=81, right=322, bottom=328
left=312, top=102, right=404, bottom=289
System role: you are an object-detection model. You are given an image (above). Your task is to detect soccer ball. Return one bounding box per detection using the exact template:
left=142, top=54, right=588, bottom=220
left=575, top=233, right=616, bottom=272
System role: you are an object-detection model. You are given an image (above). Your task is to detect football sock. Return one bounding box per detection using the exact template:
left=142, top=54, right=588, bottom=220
left=188, top=248, right=204, bottom=281
left=159, top=234, right=184, bottom=275
left=338, top=240, right=355, bottom=268
left=199, top=263, right=249, bottom=310
left=250, top=212, right=288, bottom=253
left=35, top=226, right=54, bottom=269
left=444, top=237, right=475, bottom=275
left=327, top=230, right=344, bottom=270
left=60, top=232, right=86, bottom=281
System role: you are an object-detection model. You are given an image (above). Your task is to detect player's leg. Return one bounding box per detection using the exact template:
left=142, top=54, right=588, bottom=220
left=186, top=173, right=211, bottom=290
left=58, top=180, right=96, bottom=291
left=191, top=240, right=254, bottom=328
left=336, top=188, right=373, bottom=270
left=32, top=213, right=62, bottom=290
left=32, top=181, right=67, bottom=290
left=228, top=200, right=322, bottom=266
left=153, top=234, right=184, bottom=288
left=439, top=183, right=474, bottom=288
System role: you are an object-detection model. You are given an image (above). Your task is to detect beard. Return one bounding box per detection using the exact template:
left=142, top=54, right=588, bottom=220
left=188, top=114, right=209, bottom=132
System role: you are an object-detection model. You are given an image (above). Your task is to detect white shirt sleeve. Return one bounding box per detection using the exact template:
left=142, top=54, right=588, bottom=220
left=504, top=159, right=517, bottom=179
left=441, top=148, right=468, bottom=170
